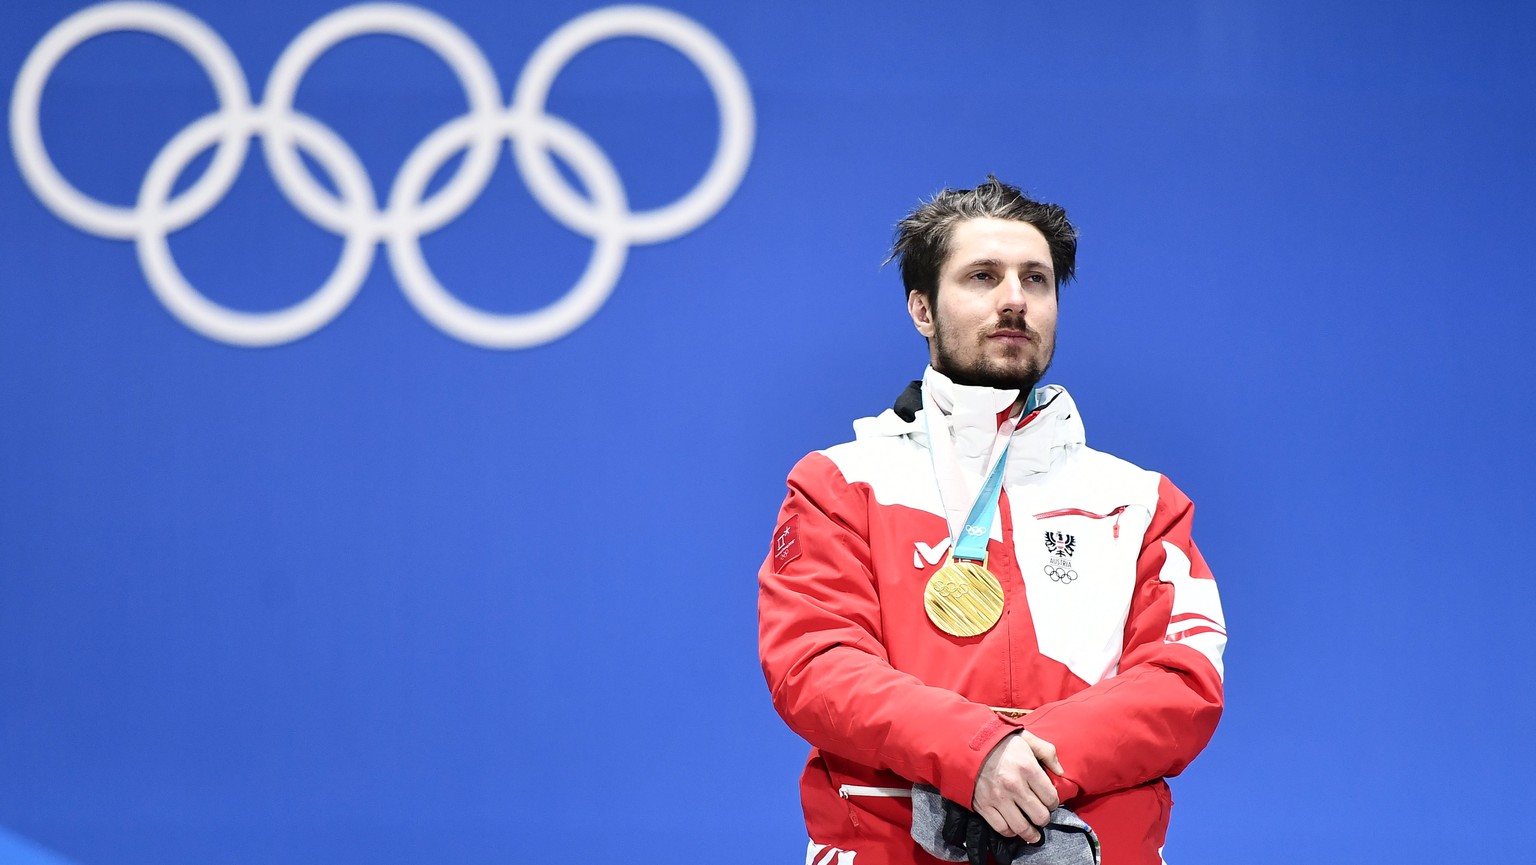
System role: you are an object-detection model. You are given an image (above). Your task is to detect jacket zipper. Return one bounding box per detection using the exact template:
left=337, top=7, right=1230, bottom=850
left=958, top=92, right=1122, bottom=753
left=1034, top=505, right=1130, bottom=538
left=838, top=785, right=913, bottom=799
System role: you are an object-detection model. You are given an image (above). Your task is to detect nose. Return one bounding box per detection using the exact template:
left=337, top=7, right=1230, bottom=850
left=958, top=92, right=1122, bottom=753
left=996, top=272, right=1029, bottom=312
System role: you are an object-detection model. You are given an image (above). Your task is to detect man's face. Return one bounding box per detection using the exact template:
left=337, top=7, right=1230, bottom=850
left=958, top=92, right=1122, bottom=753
left=907, top=217, right=1059, bottom=391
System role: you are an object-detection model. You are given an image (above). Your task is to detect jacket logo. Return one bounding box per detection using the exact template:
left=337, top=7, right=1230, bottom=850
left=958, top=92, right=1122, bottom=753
left=914, top=537, right=951, bottom=568
left=772, top=515, right=801, bottom=574
left=1043, top=531, right=1078, bottom=584
left=1044, top=531, right=1075, bottom=557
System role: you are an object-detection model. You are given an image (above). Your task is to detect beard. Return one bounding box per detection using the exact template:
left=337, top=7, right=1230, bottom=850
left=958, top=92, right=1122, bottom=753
left=931, top=312, right=1054, bottom=392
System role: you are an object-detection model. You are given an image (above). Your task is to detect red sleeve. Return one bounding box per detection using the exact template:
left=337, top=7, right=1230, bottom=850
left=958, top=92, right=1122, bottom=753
left=757, top=452, right=1015, bottom=807
left=1021, top=475, right=1227, bottom=801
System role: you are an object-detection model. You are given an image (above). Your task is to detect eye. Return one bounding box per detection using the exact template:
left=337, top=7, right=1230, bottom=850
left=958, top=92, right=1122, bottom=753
left=1026, top=273, right=1047, bottom=284
left=970, top=271, right=995, bottom=283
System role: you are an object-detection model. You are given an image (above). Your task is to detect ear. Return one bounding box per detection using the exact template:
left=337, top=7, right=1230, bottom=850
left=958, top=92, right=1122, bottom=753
left=907, top=291, right=936, bottom=338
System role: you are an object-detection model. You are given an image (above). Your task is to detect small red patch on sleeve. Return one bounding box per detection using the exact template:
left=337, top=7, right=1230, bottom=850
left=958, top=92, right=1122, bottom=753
left=772, top=514, right=801, bottom=573
left=969, top=716, right=1004, bottom=750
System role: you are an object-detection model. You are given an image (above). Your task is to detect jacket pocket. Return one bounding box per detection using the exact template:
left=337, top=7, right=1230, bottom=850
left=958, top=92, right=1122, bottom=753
left=1033, top=505, right=1134, bottom=538
left=837, top=784, right=913, bottom=799
left=822, top=754, right=915, bottom=841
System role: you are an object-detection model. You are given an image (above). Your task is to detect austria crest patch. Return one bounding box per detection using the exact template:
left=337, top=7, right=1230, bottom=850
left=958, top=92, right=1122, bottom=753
left=1043, top=531, right=1078, bottom=584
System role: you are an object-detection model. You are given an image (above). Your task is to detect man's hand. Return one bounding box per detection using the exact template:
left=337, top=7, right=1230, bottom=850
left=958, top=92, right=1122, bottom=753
left=971, top=730, right=1064, bottom=843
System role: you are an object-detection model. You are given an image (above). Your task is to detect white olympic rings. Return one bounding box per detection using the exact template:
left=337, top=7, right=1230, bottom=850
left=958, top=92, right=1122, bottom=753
left=9, top=1, right=755, bottom=348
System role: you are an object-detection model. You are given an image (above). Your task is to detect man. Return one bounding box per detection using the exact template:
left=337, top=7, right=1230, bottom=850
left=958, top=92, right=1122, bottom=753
left=758, top=178, right=1226, bottom=865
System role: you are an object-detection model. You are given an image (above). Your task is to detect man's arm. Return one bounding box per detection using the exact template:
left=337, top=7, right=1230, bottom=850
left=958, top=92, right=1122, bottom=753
left=757, top=452, right=1018, bottom=808
left=1020, top=475, right=1228, bottom=801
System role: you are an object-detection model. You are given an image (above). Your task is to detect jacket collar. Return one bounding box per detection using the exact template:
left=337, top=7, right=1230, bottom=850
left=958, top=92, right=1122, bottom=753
left=854, top=367, right=1086, bottom=478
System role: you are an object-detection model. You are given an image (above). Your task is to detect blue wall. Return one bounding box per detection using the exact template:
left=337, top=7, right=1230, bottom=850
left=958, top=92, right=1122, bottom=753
left=3, top=1, right=1534, bottom=862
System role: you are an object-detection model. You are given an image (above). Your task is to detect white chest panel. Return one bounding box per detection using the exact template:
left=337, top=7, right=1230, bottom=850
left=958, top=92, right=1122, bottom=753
left=1004, top=451, right=1162, bottom=684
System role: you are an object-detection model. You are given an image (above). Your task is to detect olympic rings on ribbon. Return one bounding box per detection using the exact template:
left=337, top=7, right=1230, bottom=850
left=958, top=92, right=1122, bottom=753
left=9, top=2, right=755, bottom=348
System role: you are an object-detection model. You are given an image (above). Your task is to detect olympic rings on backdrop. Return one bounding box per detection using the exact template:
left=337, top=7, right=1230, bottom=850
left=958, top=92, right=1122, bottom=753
left=9, top=2, right=755, bottom=348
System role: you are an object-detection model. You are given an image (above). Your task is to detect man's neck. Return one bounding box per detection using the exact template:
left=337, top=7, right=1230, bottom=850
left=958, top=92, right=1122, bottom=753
left=930, top=361, right=1039, bottom=395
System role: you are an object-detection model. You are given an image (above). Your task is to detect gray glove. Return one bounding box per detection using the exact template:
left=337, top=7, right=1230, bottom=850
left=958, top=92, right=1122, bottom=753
left=910, top=784, right=1100, bottom=865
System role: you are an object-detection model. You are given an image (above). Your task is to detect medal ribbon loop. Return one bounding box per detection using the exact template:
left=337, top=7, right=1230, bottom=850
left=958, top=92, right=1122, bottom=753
left=922, top=381, right=1038, bottom=563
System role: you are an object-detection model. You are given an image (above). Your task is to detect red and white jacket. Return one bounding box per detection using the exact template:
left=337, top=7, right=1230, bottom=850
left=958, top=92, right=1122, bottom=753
left=758, top=370, right=1226, bottom=865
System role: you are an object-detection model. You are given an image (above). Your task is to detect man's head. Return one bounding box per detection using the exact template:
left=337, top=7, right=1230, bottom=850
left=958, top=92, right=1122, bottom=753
left=889, top=178, right=1077, bottom=392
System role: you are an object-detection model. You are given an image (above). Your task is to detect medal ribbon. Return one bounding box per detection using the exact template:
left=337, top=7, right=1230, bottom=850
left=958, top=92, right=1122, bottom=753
left=922, top=383, right=1038, bottom=563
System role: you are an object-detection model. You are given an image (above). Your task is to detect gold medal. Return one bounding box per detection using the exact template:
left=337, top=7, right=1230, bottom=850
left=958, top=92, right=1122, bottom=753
left=923, top=558, right=1005, bottom=637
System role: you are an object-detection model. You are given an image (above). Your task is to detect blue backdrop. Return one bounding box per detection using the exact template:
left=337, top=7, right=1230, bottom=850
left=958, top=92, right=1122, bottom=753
left=3, top=1, right=1534, bottom=863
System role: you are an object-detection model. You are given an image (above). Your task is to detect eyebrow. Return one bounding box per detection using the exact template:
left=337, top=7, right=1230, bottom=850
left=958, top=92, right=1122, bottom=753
left=959, top=258, right=1054, bottom=273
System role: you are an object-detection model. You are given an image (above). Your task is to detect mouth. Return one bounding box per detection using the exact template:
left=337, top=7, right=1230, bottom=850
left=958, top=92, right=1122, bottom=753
left=988, top=328, right=1032, bottom=344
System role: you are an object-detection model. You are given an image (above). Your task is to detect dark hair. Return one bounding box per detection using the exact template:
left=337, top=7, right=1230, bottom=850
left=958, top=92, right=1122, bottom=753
left=887, top=176, right=1077, bottom=301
